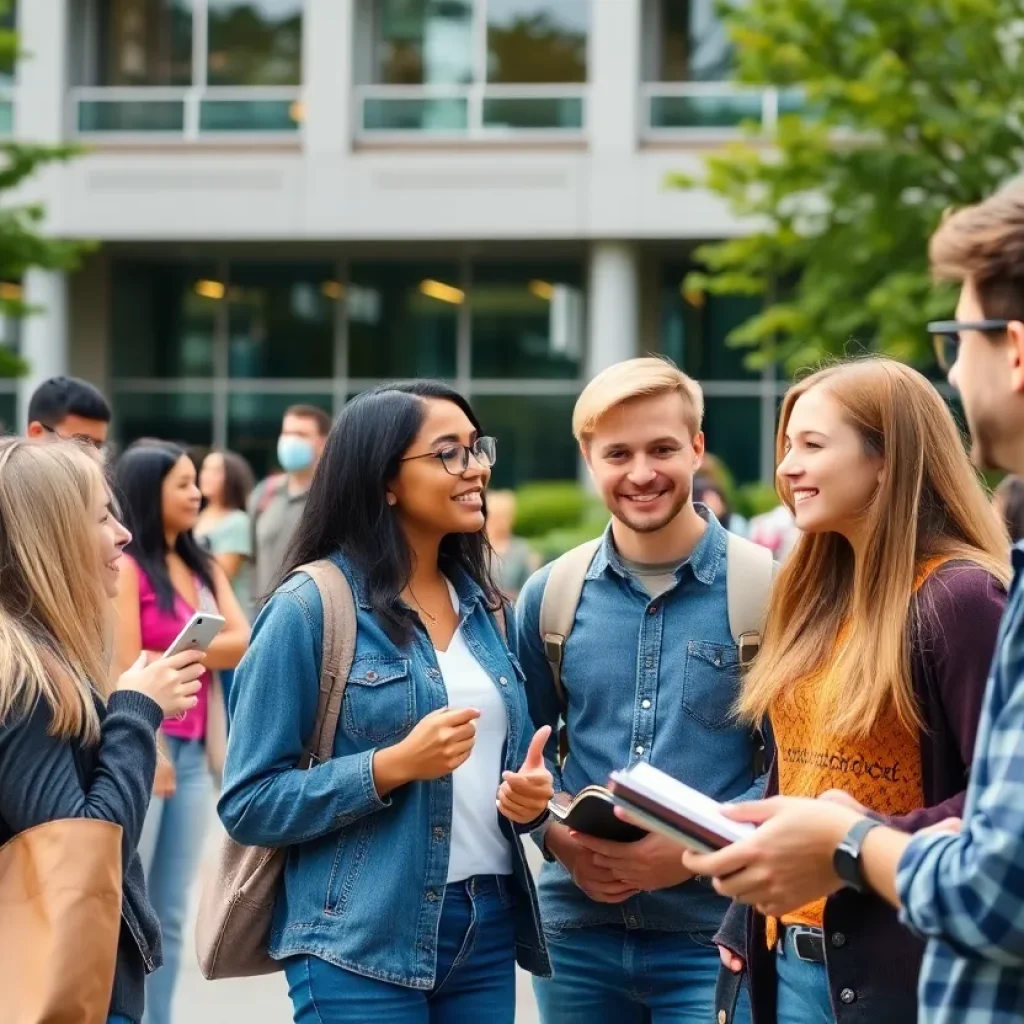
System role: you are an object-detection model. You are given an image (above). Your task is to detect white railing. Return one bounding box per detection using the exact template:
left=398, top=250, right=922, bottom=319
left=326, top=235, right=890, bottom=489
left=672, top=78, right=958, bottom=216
left=355, top=83, right=588, bottom=141
left=641, top=82, right=805, bottom=139
left=68, top=86, right=304, bottom=142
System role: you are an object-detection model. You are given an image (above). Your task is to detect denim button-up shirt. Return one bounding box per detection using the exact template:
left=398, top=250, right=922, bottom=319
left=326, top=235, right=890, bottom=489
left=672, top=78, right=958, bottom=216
left=219, top=553, right=550, bottom=988
left=516, top=509, right=767, bottom=935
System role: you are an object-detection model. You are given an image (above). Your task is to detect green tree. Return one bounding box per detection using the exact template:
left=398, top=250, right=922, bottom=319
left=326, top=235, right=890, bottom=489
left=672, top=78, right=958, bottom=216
left=0, top=2, right=92, bottom=378
left=676, top=0, right=1024, bottom=373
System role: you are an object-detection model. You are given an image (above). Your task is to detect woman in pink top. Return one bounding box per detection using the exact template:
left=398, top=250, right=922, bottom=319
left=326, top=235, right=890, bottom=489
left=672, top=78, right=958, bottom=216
left=112, top=442, right=249, bottom=1024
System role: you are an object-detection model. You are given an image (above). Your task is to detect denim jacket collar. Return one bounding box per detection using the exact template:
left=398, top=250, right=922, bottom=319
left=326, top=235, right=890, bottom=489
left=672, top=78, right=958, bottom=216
left=329, top=551, right=489, bottom=613
left=587, top=504, right=727, bottom=587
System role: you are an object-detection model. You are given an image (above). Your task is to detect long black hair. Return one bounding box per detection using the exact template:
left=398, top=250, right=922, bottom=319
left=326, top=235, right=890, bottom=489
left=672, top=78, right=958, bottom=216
left=281, top=381, right=500, bottom=643
left=115, top=442, right=217, bottom=613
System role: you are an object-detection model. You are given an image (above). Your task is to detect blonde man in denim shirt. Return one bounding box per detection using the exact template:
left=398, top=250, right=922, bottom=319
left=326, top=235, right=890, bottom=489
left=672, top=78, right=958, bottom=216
left=517, top=358, right=767, bottom=1024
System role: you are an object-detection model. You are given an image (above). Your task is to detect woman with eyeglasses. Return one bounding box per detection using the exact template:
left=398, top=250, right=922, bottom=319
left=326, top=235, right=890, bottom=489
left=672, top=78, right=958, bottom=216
left=219, top=381, right=554, bottom=1024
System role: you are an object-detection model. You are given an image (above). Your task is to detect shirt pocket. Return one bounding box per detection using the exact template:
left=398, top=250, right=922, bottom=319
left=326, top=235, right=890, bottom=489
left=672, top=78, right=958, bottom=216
left=682, top=640, right=741, bottom=732
left=342, top=656, right=415, bottom=743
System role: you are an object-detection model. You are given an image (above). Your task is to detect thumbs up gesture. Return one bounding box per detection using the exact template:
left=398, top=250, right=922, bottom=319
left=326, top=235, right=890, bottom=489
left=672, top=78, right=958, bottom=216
left=497, top=726, right=555, bottom=824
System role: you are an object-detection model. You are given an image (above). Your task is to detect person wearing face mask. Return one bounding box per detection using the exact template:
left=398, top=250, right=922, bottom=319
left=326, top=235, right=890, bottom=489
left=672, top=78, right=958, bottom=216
left=248, top=405, right=332, bottom=610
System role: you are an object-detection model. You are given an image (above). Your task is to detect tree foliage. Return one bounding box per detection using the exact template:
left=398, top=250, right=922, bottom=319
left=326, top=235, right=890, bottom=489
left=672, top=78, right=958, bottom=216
left=675, top=0, right=1024, bottom=373
left=0, top=4, right=92, bottom=377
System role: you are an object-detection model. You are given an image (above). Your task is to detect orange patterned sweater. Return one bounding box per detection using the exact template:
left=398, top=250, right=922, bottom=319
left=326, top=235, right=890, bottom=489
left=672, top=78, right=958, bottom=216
left=766, top=557, right=951, bottom=942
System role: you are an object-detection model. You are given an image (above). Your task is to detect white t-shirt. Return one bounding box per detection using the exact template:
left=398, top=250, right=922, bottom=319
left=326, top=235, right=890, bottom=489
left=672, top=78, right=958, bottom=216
left=436, top=585, right=513, bottom=883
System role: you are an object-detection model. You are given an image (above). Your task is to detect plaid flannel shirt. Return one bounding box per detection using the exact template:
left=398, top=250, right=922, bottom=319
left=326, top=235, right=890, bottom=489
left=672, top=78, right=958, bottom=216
left=896, top=543, right=1024, bottom=1023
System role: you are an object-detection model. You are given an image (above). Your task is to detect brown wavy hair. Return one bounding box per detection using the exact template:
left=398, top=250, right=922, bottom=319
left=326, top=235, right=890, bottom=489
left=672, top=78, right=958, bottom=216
left=738, top=358, right=1010, bottom=737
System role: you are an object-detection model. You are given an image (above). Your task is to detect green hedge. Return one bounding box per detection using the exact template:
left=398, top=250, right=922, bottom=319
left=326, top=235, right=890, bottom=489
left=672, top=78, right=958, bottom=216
left=513, top=481, right=592, bottom=538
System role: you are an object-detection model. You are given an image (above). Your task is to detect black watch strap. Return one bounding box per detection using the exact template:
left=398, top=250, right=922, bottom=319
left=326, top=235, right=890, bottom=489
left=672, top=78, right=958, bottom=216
left=834, top=817, right=882, bottom=891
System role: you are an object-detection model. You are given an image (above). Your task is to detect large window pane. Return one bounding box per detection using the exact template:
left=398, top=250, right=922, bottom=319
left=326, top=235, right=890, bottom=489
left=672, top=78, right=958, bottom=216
left=374, top=0, right=474, bottom=85
left=207, top=0, right=303, bottom=86
left=78, top=99, right=185, bottom=132
left=661, top=267, right=761, bottom=381
left=228, top=392, right=333, bottom=479
left=471, top=394, right=578, bottom=488
left=649, top=91, right=762, bottom=130
left=112, top=262, right=218, bottom=378
left=114, top=390, right=214, bottom=449
left=347, top=263, right=459, bottom=379
left=363, top=96, right=468, bottom=132
left=486, top=0, right=588, bottom=84
left=0, top=392, right=15, bottom=434
left=702, top=397, right=761, bottom=484
left=227, top=264, right=337, bottom=379
left=470, top=263, right=582, bottom=380
left=200, top=98, right=301, bottom=132
left=482, top=95, right=582, bottom=130
left=89, top=0, right=194, bottom=86
left=658, top=0, right=733, bottom=82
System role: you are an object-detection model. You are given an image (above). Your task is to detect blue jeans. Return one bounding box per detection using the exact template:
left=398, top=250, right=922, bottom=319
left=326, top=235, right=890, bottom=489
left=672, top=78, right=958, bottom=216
left=775, top=928, right=835, bottom=1024
left=137, top=736, right=211, bottom=1024
left=534, top=924, right=749, bottom=1024
left=284, top=875, right=517, bottom=1024
left=107, top=1017, right=135, bottom=1024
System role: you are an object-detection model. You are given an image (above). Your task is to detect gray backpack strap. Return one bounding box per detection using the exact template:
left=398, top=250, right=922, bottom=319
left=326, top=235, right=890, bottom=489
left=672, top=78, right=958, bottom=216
left=539, top=538, right=602, bottom=710
left=291, top=559, right=358, bottom=767
left=725, top=532, right=775, bottom=669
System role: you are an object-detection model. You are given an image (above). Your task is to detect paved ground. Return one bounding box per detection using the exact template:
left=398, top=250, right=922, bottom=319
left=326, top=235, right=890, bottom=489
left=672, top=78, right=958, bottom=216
left=174, top=803, right=542, bottom=1023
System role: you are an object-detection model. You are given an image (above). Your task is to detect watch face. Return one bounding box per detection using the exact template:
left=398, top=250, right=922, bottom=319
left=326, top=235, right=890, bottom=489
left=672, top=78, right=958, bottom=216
left=833, top=843, right=862, bottom=891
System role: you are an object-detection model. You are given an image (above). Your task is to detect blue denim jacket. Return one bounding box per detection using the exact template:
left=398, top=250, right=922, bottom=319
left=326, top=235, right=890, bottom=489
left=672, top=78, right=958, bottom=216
left=516, top=508, right=768, bottom=935
left=219, top=553, right=551, bottom=988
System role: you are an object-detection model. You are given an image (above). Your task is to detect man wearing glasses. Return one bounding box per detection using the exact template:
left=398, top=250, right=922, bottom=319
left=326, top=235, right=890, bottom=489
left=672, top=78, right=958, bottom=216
left=682, top=183, right=1024, bottom=1023
left=25, top=375, right=111, bottom=451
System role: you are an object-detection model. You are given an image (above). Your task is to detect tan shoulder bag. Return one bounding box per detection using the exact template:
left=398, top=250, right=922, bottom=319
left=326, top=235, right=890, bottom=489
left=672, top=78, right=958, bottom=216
left=195, top=559, right=357, bottom=980
left=0, top=818, right=124, bottom=1024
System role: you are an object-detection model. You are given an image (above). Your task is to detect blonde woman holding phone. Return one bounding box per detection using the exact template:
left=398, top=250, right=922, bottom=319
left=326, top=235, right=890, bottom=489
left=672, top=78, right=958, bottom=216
left=0, top=438, right=206, bottom=1024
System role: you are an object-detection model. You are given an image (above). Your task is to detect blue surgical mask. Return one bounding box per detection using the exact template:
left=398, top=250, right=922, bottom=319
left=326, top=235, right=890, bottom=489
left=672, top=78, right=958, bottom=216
left=277, top=435, right=316, bottom=474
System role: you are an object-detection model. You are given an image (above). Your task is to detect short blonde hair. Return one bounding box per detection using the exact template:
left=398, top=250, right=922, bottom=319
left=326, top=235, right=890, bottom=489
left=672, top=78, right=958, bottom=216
left=572, top=357, right=704, bottom=441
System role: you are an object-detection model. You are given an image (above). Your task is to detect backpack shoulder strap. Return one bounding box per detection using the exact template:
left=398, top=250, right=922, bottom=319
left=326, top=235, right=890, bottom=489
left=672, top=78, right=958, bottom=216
left=725, top=532, right=775, bottom=668
left=291, top=559, right=358, bottom=767
left=539, top=538, right=602, bottom=710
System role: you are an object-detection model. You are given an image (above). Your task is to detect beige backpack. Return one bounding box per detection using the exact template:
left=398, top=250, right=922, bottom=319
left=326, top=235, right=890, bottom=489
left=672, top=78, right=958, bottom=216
left=195, top=559, right=357, bottom=980
left=539, top=533, right=774, bottom=762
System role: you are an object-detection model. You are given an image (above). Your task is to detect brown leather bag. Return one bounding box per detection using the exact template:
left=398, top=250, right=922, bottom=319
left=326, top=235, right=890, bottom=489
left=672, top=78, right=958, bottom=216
left=195, top=560, right=356, bottom=979
left=0, top=818, right=124, bottom=1023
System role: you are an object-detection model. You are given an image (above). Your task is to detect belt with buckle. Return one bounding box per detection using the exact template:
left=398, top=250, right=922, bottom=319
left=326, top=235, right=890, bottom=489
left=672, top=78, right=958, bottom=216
left=777, top=924, right=826, bottom=964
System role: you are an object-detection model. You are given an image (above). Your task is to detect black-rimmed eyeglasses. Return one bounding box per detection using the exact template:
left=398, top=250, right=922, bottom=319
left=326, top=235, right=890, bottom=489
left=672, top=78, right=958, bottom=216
left=39, top=422, right=108, bottom=453
left=400, top=436, right=497, bottom=476
left=927, top=319, right=1011, bottom=372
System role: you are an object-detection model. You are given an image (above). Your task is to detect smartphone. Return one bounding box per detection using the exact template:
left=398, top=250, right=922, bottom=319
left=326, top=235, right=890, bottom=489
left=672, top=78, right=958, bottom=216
left=163, top=612, right=226, bottom=658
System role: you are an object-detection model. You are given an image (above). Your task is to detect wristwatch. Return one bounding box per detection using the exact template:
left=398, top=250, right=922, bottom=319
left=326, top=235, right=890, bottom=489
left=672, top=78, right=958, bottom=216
left=833, top=817, right=882, bottom=892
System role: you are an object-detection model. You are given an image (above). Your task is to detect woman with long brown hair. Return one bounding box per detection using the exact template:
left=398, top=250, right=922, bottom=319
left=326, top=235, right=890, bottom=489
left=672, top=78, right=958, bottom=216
left=0, top=438, right=206, bottom=1024
left=697, top=358, right=1010, bottom=1024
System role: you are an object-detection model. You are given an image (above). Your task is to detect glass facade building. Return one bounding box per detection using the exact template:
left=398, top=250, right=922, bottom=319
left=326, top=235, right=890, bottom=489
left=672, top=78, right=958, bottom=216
left=7, top=0, right=900, bottom=490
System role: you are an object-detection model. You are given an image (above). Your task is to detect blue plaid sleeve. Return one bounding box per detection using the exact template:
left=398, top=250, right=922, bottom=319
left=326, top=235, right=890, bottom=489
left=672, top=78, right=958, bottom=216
left=896, top=589, right=1024, bottom=967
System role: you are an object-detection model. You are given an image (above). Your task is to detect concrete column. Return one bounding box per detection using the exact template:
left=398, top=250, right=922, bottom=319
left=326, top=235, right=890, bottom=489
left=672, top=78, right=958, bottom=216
left=18, top=270, right=69, bottom=426
left=588, top=0, right=642, bottom=155
left=587, top=242, right=641, bottom=379
left=14, top=0, right=68, bottom=144
left=302, top=0, right=355, bottom=154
